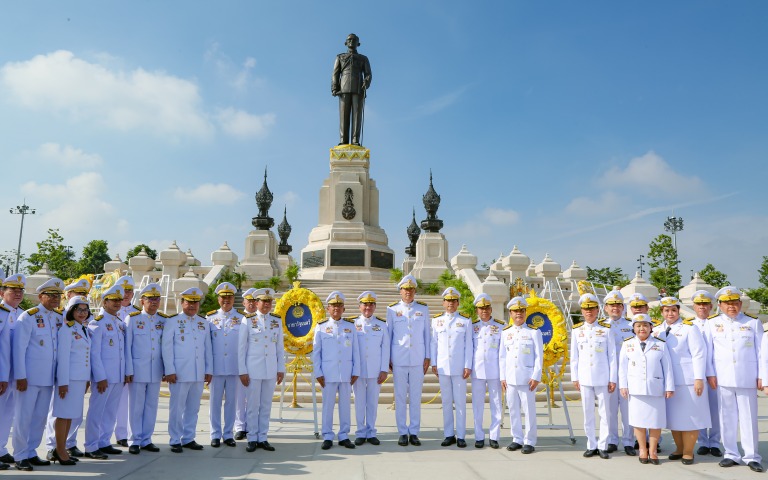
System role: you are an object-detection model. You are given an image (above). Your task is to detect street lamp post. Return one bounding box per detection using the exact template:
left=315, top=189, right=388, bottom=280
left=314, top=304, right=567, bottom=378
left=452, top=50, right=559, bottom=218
left=637, top=254, right=645, bottom=277
left=10, top=201, right=36, bottom=274
left=664, top=214, right=684, bottom=252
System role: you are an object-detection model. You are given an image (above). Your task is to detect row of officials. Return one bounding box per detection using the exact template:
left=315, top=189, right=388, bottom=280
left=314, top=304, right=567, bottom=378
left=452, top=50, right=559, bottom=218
left=0, top=272, right=765, bottom=472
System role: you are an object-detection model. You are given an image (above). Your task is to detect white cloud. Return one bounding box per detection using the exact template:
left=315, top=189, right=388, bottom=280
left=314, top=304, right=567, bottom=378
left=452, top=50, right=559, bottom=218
left=277, top=191, right=300, bottom=208
left=32, top=142, right=103, bottom=168
left=215, top=108, right=275, bottom=138
left=205, top=42, right=262, bottom=92
left=482, top=207, right=520, bottom=226
left=413, top=86, right=468, bottom=117
left=598, top=151, right=704, bottom=196
left=0, top=50, right=214, bottom=139
left=173, top=183, right=245, bottom=205
left=565, top=191, right=626, bottom=215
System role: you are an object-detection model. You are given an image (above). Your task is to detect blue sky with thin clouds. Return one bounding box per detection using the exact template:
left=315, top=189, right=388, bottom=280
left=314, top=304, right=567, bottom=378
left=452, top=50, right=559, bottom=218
left=1, top=1, right=766, bottom=287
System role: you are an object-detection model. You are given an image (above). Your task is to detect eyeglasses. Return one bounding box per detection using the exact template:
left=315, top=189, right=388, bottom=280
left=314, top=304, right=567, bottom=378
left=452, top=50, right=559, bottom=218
left=43, top=293, right=62, bottom=298
left=144, top=297, right=161, bottom=302
left=74, top=306, right=90, bottom=313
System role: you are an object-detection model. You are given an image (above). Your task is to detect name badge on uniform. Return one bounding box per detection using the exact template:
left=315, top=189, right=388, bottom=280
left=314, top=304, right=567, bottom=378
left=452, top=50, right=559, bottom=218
left=106, top=323, right=114, bottom=331
left=740, top=325, right=752, bottom=331
left=345, top=340, right=351, bottom=347
left=745, top=341, right=754, bottom=348
left=37, top=321, right=45, bottom=328
left=39, top=339, right=44, bottom=346
left=197, top=321, right=205, bottom=330
left=456, top=322, right=464, bottom=328
left=522, top=347, right=531, bottom=354
left=356, top=325, right=363, bottom=332
left=415, top=312, right=423, bottom=317
left=109, top=338, right=114, bottom=346
left=372, top=325, right=381, bottom=332
left=180, top=329, right=185, bottom=334
left=343, top=328, right=351, bottom=334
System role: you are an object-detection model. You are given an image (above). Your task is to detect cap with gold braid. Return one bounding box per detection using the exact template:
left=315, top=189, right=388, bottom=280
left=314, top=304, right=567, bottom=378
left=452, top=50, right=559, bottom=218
left=692, top=289, right=714, bottom=304
left=716, top=286, right=741, bottom=302
left=242, top=288, right=257, bottom=300
left=442, top=287, right=460, bottom=300
left=473, top=293, right=492, bottom=308
left=357, top=291, right=377, bottom=304
left=578, top=293, right=599, bottom=309
left=64, top=278, right=90, bottom=295
left=507, top=296, right=528, bottom=311
left=4, top=273, right=27, bottom=288
left=101, top=284, right=124, bottom=301
left=326, top=291, right=345, bottom=305
left=36, top=277, right=64, bottom=294
left=179, top=287, right=203, bottom=302
left=215, top=282, right=236, bottom=296
left=628, top=293, right=648, bottom=307
left=631, top=313, right=653, bottom=325
left=116, top=275, right=135, bottom=291
left=659, top=296, right=680, bottom=308
left=603, top=287, right=624, bottom=305
left=397, top=274, right=417, bottom=290
left=254, top=288, right=275, bottom=301
left=139, top=283, right=162, bottom=298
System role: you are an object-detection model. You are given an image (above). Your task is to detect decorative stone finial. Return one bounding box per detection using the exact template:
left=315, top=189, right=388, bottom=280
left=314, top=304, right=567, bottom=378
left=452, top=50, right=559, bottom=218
left=278, top=206, right=293, bottom=255
left=253, top=167, right=275, bottom=230
left=405, top=207, right=420, bottom=257
left=421, top=170, right=443, bottom=232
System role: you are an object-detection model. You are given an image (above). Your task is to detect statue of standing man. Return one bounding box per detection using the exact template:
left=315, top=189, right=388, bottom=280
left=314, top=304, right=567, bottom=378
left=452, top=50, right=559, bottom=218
left=332, top=33, right=371, bottom=146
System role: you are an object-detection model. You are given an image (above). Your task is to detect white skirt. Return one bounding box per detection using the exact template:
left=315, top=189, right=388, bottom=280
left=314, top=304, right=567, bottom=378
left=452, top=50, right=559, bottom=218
left=666, top=384, right=711, bottom=430
left=53, top=380, right=87, bottom=419
left=628, top=394, right=666, bottom=429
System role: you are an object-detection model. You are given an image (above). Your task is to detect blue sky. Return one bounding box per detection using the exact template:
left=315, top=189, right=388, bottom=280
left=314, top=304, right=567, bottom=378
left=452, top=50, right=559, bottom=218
left=1, top=1, right=766, bottom=287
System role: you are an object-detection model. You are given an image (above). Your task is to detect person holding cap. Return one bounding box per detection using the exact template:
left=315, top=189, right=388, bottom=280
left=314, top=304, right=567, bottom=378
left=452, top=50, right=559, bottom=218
left=238, top=288, right=284, bottom=453
left=162, top=287, right=213, bottom=453
left=603, top=288, right=635, bottom=456
left=619, top=313, right=675, bottom=465
left=499, top=296, right=543, bottom=454
left=690, top=290, right=721, bottom=456
left=208, top=282, right=244, bottom=448
left=570, top=293, right=616, bottom=459
left=124, top=283, right=168, bottom=454
left=0, top=273, right=26, bottom=467
left=387, top=274, right=431, bottom=447
left=113, top=275, right=138, bottom=448
left=352, top=291, right=389, bottom=446
left=313, top=291, right=360, bottom=450
left=706, top=286, right=763, bottom=472
left=470, top=293, right=504, bottom=449
left=234, top=287, right=258, bottom=440
left=431, top=287, right=473, bottom=448
left=12, top=277, right=65, bottom=471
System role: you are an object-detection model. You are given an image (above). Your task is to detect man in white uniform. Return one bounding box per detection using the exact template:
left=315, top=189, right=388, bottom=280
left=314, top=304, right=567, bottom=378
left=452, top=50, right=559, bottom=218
left=113, top=275, right=138, bottom=447
left=691, top=290, right=721, bottom=457
left=0, top=273, right=26, bottom=467
left=470, top=293, right=503, bottom=449
left=0, top=271, right=11, bottom=471
left=234, top=287, right=258, bottom=440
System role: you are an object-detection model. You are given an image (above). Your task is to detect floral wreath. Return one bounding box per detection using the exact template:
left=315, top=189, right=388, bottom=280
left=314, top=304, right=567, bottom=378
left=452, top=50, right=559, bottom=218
left=273, top=282, right=325, bottom=356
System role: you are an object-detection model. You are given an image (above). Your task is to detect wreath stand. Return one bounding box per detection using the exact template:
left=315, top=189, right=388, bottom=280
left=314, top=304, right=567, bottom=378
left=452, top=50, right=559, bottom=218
left=277, top=353, right=320, bottom=438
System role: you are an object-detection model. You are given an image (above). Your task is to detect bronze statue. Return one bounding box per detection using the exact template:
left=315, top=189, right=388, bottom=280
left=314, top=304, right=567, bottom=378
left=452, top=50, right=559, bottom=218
left=332, top=33, right=371, bottom=146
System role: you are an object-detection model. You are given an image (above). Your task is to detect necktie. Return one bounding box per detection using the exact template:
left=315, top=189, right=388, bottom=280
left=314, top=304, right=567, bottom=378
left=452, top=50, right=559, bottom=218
left=82, top=325, right=89, bottom=338
left=640, top=341, right=646, bottom=351
left=665, top=326, right=672, bottom=338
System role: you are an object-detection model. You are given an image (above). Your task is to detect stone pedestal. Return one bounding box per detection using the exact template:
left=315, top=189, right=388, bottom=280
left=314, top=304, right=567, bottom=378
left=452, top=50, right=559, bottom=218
left=410, top=232, right=450, bottom=283
left=299, top=145, right=395, bottom=280
left=402, top=257, right=416, bottom=275
left=240, top=230, right=279, bottom=280
left=277, top=254, right=294, bottom=276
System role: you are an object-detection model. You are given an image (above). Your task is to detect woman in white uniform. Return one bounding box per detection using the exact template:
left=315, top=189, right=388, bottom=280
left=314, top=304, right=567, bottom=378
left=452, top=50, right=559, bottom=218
left=620, top=314, right=674, bottom=465
left=653, top=297, right=709, bottom=465
left=52, top=296, right=92, bottom=465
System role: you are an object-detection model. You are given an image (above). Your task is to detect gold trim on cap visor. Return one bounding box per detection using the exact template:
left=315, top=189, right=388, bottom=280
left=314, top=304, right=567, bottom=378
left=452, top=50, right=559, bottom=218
left=692, top=294, right=712, bottom=304
left=475, top=300, right=491, bottom=307
left=580, top=301, right=599, bottom=308
left=359, top=294, right=376, bottom=303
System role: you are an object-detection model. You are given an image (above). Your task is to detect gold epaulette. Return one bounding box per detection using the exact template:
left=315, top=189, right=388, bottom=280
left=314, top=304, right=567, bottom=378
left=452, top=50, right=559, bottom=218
left=318, top=318, right=329, bottom=325
left=0, top=304, right=9, bottom=312
left=94, top=315, right=104, bottom=321
left=623, top=335, right=635, bottom=342
left=236, top=309, right=245, bottom=315
left=66, top=320, right=75, bottom=327
left=432, top=313, right=442, bottom=318
left=415, top=300, right=427, bottom=306
left=682, top=318, right=694, bottom=326
left=745, top=313, right=758, bottom=319
left=158, top=312, right=172, bottom=318
left=26, top=307, right=39, bottom=315
left=54, top=307, right=63, bottom=314
left=375, top=316, right=386, bottom=322
left=651, top=318, right=663, bottom=327
left=206, top=309, right=218, bottom=316
left=598, top=320, right=611, bottom=328
left=132, top=304, right=141, bottom=311
left=494, top=318, right=506, bottom=325
left=707, top=313, right=718, bottom=319
left=129, top=310, right=142, bottom=317
left=388, top=301, right=398, bottom=307
left=572, top=320, right=584, bottom=329
left=245, top=312, right=257, bottom=318
left=655, top=336, right=666, bottom=342
left=197, top=314, right=207, bottom=320
left=472, top=318, right=480, bottom=324
left=269, top=313, right=281, bottom=319
left=503, top=323, right=515, bottom=330
left=343, top=317, right=355, bottom=323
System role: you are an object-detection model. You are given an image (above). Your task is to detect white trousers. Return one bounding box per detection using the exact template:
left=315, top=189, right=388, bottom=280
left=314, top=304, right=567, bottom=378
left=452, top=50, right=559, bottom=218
left=471, top=378, right=501, bottom=441
left=84, top=382, right=121, bottom=452
left=321, top=381, right=351, bottom=441
left=0, top=389, right=15, bottom=456
left=580, top=385, right=609, bottom=450
left=506, top=383, right=537, bottom=446
left=167, top=382, right=204, bottom=445
left=114, top=383, right=130, bottom=441
left=44, top=394, right=81, bottom=449
left=698, top=383, right=721, bottom=448
left=393, top=365, right=424, bottom=435
left=209, top=375, right=238, bottom=440
left=246, top=378, right=276, bottom=442
left=128, top=382, right=161, bottom=447
left=438, top=374, right=467, bottom=438
left=234, top=381, right=248, bottom=433
left=353, top=377, right=381, bottom=438
left=608, top=388, right=632, bottom=446
left=718, top=386, right=761, bottom=464
left=12, top=385, right=52, bottom=460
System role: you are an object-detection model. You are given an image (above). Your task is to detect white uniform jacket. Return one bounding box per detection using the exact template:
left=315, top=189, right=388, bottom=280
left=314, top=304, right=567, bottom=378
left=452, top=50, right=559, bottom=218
left=619, top=336, right=675, bottom=396
left=499, top=323, right=543, bottom=386
left=88, top=312, right=126, bottom=384
left=430, top=312, right=473, bottom=376
left=208, top=308, right=243, bottom=376
left=57, top=320, right=92, bottom=384
left=312, top=318, right=360, bottom=382
left=125, top=310, right=167, bottom=383
left=162, top=314, right=213, bottom=382
left=386, top=300, right=431, bottom=367
left=472, top=317, right=505, bottom=380
left=705, top=312, right=763, bottom=388
left=13, top=305, right=61, bottom=386
left=570, top=320, right=617, bottom=387
left=0, top=307, right=9, bottom=383
left=238, top=312, right=285, bottom=380
left=353, top=315, right=390, bottom=378
left=652, top=319, right=706, bottom=385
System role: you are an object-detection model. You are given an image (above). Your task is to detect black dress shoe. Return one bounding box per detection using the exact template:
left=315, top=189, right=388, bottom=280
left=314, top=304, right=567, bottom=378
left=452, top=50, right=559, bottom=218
left=0, top=453, right=14, bottom=463
left=408, top=435, right=421, bottom=446
left=719, top=458, right=738, bottom=467
left=710, top=447, right=723, bottom=457
left=606, top=443, right=618, bottom=453
left=398, top=435, right=408, bottom=446
left=182, top=441, right=204, bottom=450
left=100, top=445, right=123, bottom=455
left=28, top=456, right=51, bottom=466
left=116, top=439, right=128, bottom=447
left=234, top=431, right=247, bottom=441
left=367, top=437, right=380, bottom=446
left=169, top=444, right=183, bottom=453
left=624, top=446, right=637, bottom=456
left=339, top=439, right=355, bottom=449
left=258, top=441, right=275, bottom=452
left=748, top=461, right=764, bottom=472
left=321, top=440, right=333, bottom=450
left=246, top=442, right=258, bottom=452
left=489, top=440, right=500, bottom=449
left=211, top=439, right=221, bottom=448
left=668, top=453, right=683, bottom=461
left=650, top=457, right=660, bottom=465
left=354, top=437, right=366, bottom=446
left=639, top=456, right=649, bottom=464
left=129, top=445, right=140, bottom=454
left=15, top=459, right=33, bottom=471
left=598, top=450, right=610, bottom=459
left=522, top=445, right=535, bottom=454
left=441, top=436, right=457, bottom=447
left=67, top=447, right=84, bottom=458
left=475, top=440, right=484, bottom=448
left=224, top=438, right=237, bottom=447
left=141, top=443, right=160, bottom=452
left=457, top=438, right=467, bottom=448
left=583, top=449, right=598, bottom=457
left=85, top=450, right=108, bottom=459
left=51, top=450, right=77, bottom=466
left=681, top=457, right=694, bottom=465
left=507, top=442, right=522, bottom=451
left=697, top=446, right=710, bottom=455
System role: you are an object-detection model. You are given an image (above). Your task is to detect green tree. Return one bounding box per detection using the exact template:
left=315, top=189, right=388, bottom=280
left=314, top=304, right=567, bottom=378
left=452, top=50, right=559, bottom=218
left=75, top=240, right=111, bottom=276
left=126, top=244, right=158, bottom=260
left=647, top=234, right=681, bottom=295
left=0, top=250, right=22, bottom=275
left=586, top=266, right=629, bottom=288
left=389, top=268, right=404, bottom=283
left=697, top=263, right=729, bottom=288
left=26, top=228, right=78, bottom=279
left=759, top=256, right=768, bottom=288
left=284, top=264, right=300, bottom=285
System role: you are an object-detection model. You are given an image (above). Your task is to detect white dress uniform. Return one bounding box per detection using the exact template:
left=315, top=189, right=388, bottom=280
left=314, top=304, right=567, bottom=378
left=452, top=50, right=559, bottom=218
left=162, top=312, right=213, bottom=446
left=84, top=309, right=126, bottom=452
left=499, top=323, right=543, bottom=446
left=386, top=297, right=430, bottom=437
left=705, top=305, right=763, bottom=464
left=431, top=310, right=473, bottom=440
left=692, top=314, right=721, bottom=449
left=125, top=307, right=167, bottom=448
left=570, top=318, right=617, bottom=451
left=208, top=307, right=243, bottom=442
left=353, top=314, right=390, bottom=440
left=234, top=289, right=257, bottom=438
left=619, top=335, right=675, bottom=428
left=238, top=311, right=285, bottom=443
left=54, top=320, right=91, bottom=418
left=312, top=317, right=360, bottom=441
left=0, top=296, right=23, bottom=461
left=0, top=305, right=11, bottom=458
left=652, top=317, right=710, bottom=430
left=12, top=298, right=61, bottom=461
left=607, top=316, right=634, bottom=448
left=113, top=301, right=140, bottom=443
left=471, top=317, right=504, bottom=444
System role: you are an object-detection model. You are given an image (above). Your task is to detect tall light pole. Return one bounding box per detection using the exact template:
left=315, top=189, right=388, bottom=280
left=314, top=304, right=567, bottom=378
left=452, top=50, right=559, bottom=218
left=10, top=201, right=36, bottom=274
left=664, top=212, right=684, bottom=252
left=637, top=254, right=645, bottom=277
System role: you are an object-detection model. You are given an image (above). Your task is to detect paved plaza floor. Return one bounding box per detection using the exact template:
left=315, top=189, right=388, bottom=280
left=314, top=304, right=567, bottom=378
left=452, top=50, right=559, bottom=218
left=8, top=390, right=768, bottom=479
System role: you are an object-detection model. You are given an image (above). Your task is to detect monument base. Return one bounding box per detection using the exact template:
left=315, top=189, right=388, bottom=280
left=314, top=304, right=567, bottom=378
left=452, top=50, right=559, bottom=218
left=402, top=256, right=416, bottom=275
left=410, top=232, right=451, bottom=283
left=239, top=230, right=280, bottom=280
